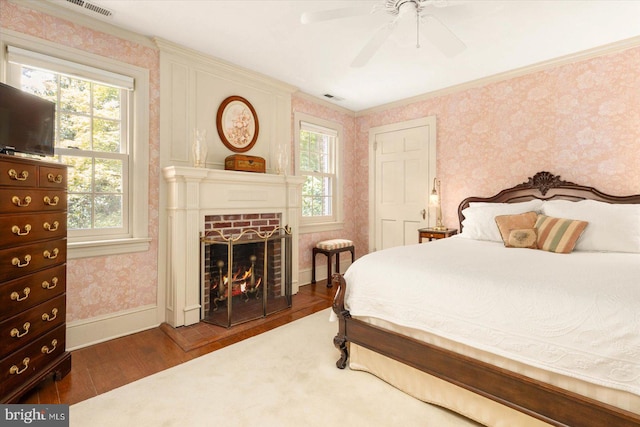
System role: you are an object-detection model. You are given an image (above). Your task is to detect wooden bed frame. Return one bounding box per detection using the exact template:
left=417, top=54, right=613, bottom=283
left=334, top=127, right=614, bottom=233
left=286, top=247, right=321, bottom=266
left=332, top=171, right=640, bottom=427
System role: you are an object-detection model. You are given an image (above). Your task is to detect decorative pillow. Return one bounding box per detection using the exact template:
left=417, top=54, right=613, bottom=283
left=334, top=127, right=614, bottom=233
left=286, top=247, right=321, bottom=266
left=494, top=211, right=538, bottom=244
left=535, top=215, right=588, bottom=254
left=460, top=200, right=545, bottom=242
left=506, top=228, right=537, bottom=248
left=542, top=200, right=640, bottom=253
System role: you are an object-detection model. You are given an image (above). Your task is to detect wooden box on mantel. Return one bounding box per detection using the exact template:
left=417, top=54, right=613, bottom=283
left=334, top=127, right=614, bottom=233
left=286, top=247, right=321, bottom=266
left=224, top=155, right=266, bottom=173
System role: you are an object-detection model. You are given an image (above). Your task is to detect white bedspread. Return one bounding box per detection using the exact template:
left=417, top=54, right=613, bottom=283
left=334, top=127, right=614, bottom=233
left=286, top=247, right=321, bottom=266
left=343, top=237, right=640, bottom=395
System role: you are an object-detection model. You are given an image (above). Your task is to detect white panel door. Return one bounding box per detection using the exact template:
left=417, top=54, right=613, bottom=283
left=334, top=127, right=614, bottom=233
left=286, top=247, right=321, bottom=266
left=371, top=118, right=435, bottom=252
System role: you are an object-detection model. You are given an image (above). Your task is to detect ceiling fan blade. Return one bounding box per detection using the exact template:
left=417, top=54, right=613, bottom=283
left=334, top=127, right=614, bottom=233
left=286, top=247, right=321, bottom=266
left=301, top=6, right=371, bottom=24
left=351, top=23, right=397, bottom=68
left=420, top=14, right=465, bottom=57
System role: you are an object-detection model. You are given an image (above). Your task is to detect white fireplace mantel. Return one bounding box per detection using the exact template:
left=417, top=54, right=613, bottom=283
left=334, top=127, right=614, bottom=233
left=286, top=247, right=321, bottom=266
left=163, top=166, right=303, bottom=327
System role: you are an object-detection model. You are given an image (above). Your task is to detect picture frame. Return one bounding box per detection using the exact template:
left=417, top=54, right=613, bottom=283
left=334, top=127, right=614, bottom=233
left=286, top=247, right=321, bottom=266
left=216, top=96, right=259, bottom=153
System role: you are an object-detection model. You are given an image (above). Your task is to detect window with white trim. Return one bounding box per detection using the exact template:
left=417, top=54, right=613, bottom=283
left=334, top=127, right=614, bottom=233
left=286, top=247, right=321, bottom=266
left=4, top=42, right=149, bottom=258
left=294, top=113, right=343, bottom=232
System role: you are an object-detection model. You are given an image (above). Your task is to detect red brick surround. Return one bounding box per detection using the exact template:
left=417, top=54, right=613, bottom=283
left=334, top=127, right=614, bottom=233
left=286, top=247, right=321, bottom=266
left=202, top=212, right=284, bottom=326
left=204, top=213, right=281, bottom=237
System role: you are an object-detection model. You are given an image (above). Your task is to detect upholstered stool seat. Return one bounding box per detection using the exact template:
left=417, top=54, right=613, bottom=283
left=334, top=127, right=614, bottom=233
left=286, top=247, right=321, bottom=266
left=312, top=239, right=355, bottom=287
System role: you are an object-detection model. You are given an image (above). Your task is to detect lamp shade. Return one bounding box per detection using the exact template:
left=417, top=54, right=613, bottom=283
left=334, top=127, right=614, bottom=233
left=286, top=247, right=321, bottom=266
left=429, top=191, right=440, bottom=206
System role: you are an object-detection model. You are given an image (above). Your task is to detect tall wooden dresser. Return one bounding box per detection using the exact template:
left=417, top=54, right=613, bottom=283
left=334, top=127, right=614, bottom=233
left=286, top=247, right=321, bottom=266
left=0, top=154, right=71, bottom=403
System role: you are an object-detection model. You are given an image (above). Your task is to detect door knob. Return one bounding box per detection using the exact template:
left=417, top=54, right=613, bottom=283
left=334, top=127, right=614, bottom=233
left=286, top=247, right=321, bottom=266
left=420, top=209, right=426, bottom=220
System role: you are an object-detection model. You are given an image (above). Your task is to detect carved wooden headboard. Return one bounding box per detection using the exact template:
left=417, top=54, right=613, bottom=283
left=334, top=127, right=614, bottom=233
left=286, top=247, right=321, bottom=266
left=457, top=171, right=640, bottom=230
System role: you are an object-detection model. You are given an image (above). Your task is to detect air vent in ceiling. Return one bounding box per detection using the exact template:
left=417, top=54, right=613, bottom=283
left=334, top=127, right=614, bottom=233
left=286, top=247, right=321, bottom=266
left=64, top=0, right=113, bottom=17
left=323, top=94, right=345, bottom=102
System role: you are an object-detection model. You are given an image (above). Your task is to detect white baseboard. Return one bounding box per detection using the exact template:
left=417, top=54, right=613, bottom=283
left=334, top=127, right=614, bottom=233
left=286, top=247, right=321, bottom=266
left=66, top=305, right=160, bottom=350
left=299, top=267, right=313, bottom=286
left=66, top=263, right=348, bottom=350
left=299, top=259, right=353, bottom=287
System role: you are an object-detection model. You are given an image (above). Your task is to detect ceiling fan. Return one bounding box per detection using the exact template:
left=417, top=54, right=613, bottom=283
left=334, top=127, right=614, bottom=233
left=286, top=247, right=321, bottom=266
left=301, top=0, right=466, bottom=68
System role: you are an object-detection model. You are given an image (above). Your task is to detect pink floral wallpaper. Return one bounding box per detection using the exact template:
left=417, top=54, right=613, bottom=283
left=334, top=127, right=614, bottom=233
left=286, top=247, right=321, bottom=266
left=295, top=44, right=640, bottom=269
left=355, top=46, right=640, bottom=248
left=1, top=0, right=161, bottom=322
left=4, top=0, right=640, bottom=324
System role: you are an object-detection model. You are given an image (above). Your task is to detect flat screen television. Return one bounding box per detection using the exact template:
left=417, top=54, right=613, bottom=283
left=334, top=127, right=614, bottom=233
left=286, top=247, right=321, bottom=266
left=0, top=81, right=55, bottom=157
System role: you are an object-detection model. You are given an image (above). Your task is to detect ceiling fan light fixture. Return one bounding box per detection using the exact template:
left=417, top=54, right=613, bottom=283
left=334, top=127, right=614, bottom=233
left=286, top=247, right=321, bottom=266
left=397, top=1, right=417, bottom=18
left=302, top=0, right=463, bottom=68
left=391, top=0, right=422, bottom=48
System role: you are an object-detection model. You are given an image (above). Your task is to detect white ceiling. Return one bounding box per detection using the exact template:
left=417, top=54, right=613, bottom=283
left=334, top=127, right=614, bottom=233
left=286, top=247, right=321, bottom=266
left=51, top=0, right=640, bottom=111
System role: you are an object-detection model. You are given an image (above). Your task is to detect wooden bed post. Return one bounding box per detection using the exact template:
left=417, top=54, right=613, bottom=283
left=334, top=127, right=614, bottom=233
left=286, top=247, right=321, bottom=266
left=331, top=273, right=349, bottom=369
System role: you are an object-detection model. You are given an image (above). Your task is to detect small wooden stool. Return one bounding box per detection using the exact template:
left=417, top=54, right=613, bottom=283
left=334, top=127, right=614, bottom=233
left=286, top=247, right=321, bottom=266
left=312, top=239, right=355, bottom=287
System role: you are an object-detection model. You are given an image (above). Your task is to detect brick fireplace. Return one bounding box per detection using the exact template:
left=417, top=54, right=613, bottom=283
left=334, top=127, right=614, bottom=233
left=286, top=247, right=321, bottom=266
left=163, top=166, right=303, bottom=327
left=201, top=213, right=291, bottom=327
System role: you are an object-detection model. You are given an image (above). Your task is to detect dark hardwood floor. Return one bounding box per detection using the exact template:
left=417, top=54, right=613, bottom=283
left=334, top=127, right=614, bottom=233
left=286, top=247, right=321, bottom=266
left=17, top=282, right=337, bottom=405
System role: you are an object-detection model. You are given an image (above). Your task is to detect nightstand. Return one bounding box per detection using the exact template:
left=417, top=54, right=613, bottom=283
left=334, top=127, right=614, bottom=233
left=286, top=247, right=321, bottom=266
left=418, top=228, right=458, bottom=243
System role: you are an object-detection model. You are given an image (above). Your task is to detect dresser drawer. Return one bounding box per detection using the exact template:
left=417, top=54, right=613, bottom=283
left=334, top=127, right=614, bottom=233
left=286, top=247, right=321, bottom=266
left=0, top=161, right=38, bottom=188
left=38, top=165, right=67, bottom=189
left=0, top=189, right=67, bottom=213
left=0, top=325, right=66, bottom=398
left=0, top=212, right=67, bottom=249
left=0, top=265, right=66, bottom=321
left=1, top=295, right=66, bottom=359
left=0, top=240, right=66, bottom=281
left=0, top=156, right=69, bottom=403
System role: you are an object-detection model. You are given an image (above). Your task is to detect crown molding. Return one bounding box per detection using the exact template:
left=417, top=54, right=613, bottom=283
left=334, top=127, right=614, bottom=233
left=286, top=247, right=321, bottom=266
left=8, top=0, right=156, bottom=49
left=356, top=35, right=640, bottom=117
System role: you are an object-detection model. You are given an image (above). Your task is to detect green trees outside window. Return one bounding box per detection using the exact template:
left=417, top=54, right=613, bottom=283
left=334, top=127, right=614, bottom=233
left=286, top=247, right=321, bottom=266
left=20, top=67, right=126, bottom=232
left=299, top=128, right=335, bottom=218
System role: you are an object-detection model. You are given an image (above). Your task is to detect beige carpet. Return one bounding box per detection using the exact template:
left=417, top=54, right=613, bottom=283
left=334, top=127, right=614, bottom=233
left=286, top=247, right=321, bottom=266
left=70, top=309, right=480, bottom=426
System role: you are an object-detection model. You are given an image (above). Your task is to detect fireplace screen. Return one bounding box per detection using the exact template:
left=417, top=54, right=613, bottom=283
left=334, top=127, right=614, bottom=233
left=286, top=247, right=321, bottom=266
left=200, top=226, right=292, bottom=327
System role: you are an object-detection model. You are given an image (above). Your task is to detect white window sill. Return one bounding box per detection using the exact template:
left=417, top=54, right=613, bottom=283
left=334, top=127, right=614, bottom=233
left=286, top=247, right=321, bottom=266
left=300, top=221, right=345, bottom=234
left=68, top=237, right=151, bottom=259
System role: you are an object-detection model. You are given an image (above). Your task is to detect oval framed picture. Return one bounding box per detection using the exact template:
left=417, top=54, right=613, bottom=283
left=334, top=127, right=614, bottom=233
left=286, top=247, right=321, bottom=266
left=216, top=96, right=259, bottom=153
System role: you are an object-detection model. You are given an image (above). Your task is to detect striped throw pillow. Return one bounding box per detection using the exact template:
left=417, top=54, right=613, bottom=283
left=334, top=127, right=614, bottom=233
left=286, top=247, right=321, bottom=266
left=535, top=215, right=588, bottom=254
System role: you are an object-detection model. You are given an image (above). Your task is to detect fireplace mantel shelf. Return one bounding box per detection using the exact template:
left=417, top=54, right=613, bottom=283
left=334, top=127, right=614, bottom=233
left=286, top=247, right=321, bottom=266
left=163, top=166, right=303, bottom=327
left=163, top=166, right=301, bottom=185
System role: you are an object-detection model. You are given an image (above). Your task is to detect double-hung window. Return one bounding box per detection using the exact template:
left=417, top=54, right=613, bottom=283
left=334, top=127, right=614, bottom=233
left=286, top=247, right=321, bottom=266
left=295, top=112, right=343, bottom=232
left=5, top=42, right=149, bottom=258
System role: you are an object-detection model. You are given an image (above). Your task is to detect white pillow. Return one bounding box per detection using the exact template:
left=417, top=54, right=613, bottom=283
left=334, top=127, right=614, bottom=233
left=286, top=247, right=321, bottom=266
left=542, top=199, right=640, bottom=253
left=460, top=200, right=544, bottom=242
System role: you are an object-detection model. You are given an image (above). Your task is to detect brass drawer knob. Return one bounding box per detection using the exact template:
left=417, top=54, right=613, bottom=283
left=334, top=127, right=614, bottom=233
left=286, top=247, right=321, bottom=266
left=11, top=255, right=31, bottom=268
left=10, top=322, right=31, bottom=338
left=11, top=224, right=32, bottom=236
left=43, top=195, right=59, bottom=206
left=9, top=357, right=30, bottom=375
left=41, top=339, right=58, bottom=355
left=11, top=196, right=31, bottom=207
left=42, top=277, right=58, bottom=290
left=8, top=169, right=29, bottom=181
left=10, top=287, right=31, bottom=301
left=47, top=173, right=63, bottom=184
left=43, top=248, right=59, bottom=260
left=42, top=308, right=58, bottom=322
left=43, top=221, right=59, bottom=232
